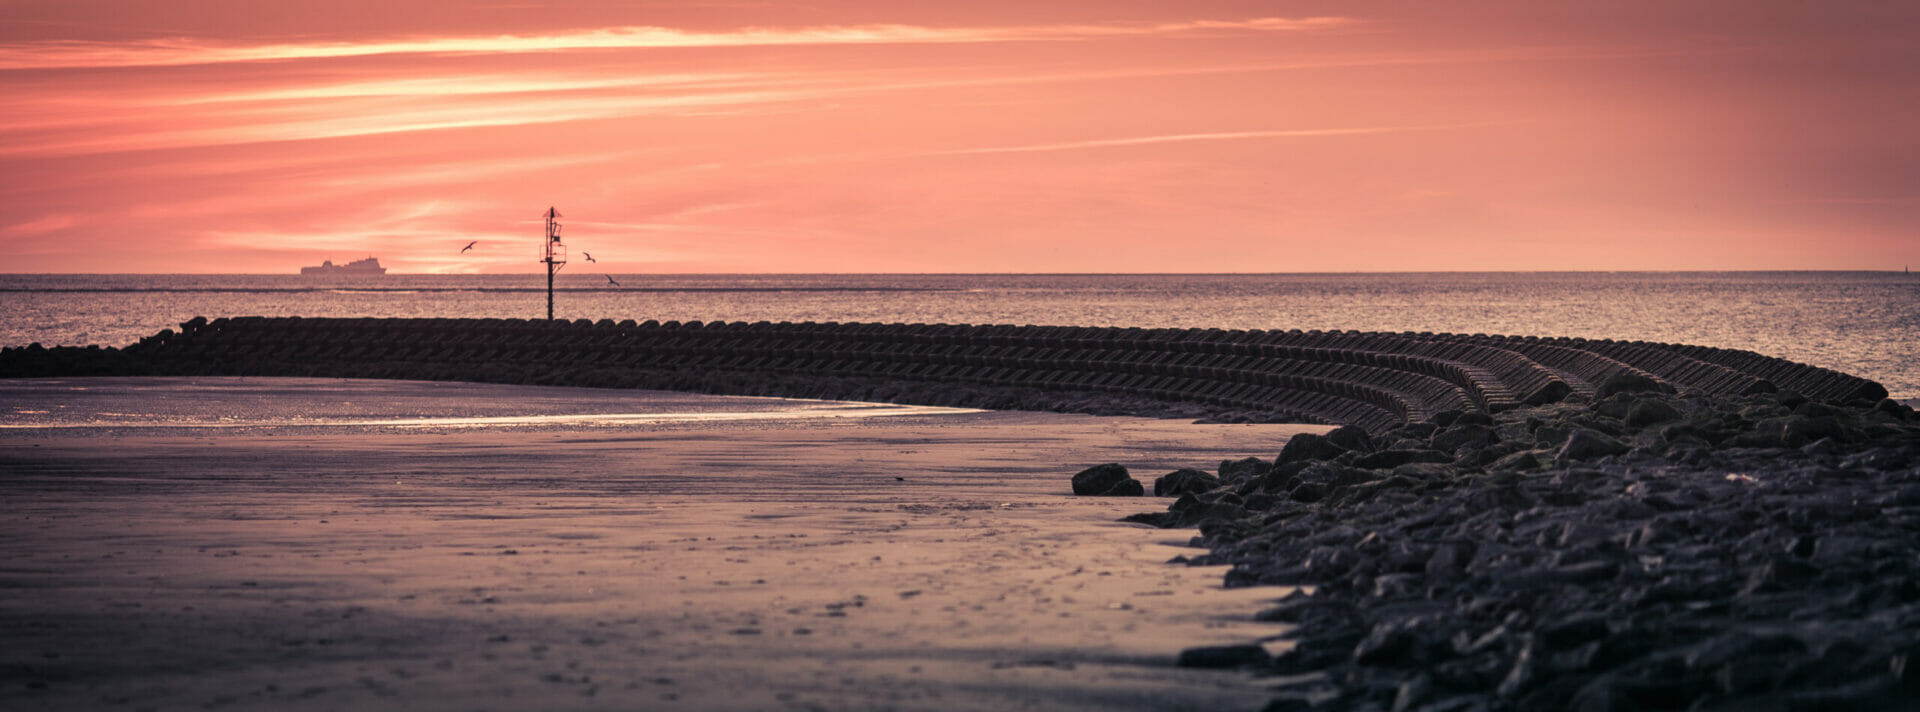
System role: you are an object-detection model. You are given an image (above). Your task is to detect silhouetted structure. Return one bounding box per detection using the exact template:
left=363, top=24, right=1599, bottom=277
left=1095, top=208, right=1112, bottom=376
left=541, top=207, right=566, bottom=320
left=29, top=317, right=1883, bottom=435
left=300, top=257, right=386, bottom=275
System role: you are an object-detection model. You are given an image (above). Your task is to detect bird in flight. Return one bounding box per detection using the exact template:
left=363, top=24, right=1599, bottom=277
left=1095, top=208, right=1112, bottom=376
left=583, top=251, right=596, bottom=263
left=605, top=274, right=621, bottom=287
left=460, top=241, right=477, bottom=253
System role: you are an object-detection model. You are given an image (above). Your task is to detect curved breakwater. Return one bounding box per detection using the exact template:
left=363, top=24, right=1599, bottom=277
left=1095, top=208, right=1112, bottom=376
left=0, top=316, right=1887, bottom=434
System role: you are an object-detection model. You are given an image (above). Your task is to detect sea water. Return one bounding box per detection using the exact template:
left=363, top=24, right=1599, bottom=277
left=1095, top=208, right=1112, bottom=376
left=1, top=272, right=1914, bottom=399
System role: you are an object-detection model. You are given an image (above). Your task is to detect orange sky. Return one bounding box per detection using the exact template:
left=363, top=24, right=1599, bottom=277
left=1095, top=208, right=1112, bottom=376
left=2, top=1, right=1915, bottom=273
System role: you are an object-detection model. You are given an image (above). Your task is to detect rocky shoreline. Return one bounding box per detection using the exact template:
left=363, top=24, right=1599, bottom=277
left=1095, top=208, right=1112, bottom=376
left=1087, top=380, right=1920, bottom=710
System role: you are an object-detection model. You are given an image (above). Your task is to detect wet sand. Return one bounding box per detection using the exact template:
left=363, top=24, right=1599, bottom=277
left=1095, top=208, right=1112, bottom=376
left=0, top=378, right=1322, bottom=711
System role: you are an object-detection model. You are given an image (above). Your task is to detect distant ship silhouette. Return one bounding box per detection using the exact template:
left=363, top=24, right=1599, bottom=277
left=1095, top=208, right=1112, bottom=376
left=301, top=257, right=387, bottom=276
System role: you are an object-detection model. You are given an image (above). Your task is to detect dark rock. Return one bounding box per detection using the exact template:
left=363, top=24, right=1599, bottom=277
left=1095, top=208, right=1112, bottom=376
left=1712, top=653, right=1798, bottom=696
left=1594, top=394, right=1637, bottom=421
left=1498, top=638, right=1543, bottom=698
left=1305, top=545, right=1362, bottom=577
left=1325, top=425, right=1376, bottom=453
left=1353, top=617, right=1450, bottom=666
left=1392, top=462, right=1458, bottom=480
left=1792, top=400, right=1847, bottom=419
left=1218, top=456, right=1270, bottom=482
left=1801, top=437, right=1842, bottom=457
left=1538, top=614, right=1610, bottom=651
left=1426, top=541, right=1475, bottom=582
left=1119, top=511, right=1176, bottom=527
left=1452, top=447, right=1501, bottom=470
left=1894, top=643, right=1920, bottom=694
left=1389, top=422, right=1440, bottom=440
left=1532, top=425, right=1571, bottom=448
left=1783, top=677, right=1905, bottom=710
left=1070, top=463, right=1142, bottom=496
left=1683, top=631, right=1805, bottom=673
left=1780, top=415, right=1848, bottom=447
left=1370, top=573, right=1424, bottom=599
left=1456, top=412, right=1496, bottom=427
left=1596, top=371, right=1671, bottom=399
left=1515, top=675, right=1595, bottom=712
left=1550, top=559, right=1620, bottom=585
left=1840, top=447, right=1909, bottom=471
left=1490, top=450, right=1546, bottom=472
left=1154, top=468, right=1219, bottom=497
left=1175, top=644, right=1270, bottom=669
left=1553, top=429, right=1629, bottom=468
left=1625, top=398, right=1683, bottom=428
left=1277, top=433, right=1347, bottom=465
left=1356, top=449, right=1453, bottom=470
left=1105, top=357, right=1914, bottom=712
left=1432, top=424, right=1499, bottom=454
left=1255, top=595, right=1360, bottom=626
left=1566, top=675, right=1638, bottom=712
left=1243, top=492, right=1279, bottom=511
left=1653, top=422, right=1709, bottom=447
left=1297, top=462, right=1376, bottom=487
left=1164, top=493, right=1249, bottom=529
left=1289, top=481, right=1328, bottom=503
left=1390, top=674, right=1434, bottom=712
left=1260, top=697, right=1316, bottom=712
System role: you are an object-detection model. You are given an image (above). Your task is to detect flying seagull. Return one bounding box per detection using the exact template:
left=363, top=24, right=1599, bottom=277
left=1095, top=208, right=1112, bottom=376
left=460, top=240, right=477, bottom=253
left=583, top=251, right=596, bottom=263
left=605, top=274, right=621, bottom=287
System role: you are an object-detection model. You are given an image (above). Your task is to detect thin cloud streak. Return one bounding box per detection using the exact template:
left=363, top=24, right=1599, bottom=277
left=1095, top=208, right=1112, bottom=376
left=928, top=124, right=1492, bottom=156
left=176, top=72, right=769, bottom=104
left=0, top=43, right=1665, bottom=158
left=0, top=87, right=815, bottom=157
left=0, top=17, right=1352, bottom=70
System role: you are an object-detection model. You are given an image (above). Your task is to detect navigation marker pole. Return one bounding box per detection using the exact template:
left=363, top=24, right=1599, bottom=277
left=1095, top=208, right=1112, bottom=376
left=541, top=206, right=567, bottom=320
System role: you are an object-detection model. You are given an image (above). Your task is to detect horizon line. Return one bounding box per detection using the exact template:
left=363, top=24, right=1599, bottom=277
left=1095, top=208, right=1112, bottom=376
left=0, top=269, right=1910, bottom=277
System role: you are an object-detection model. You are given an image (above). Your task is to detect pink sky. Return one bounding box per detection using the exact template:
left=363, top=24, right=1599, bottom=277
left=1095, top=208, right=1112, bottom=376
left=2, top=1, right=1915, bottom=273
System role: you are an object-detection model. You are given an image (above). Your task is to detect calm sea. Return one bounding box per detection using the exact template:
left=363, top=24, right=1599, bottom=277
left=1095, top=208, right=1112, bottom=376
left=2, top=272, right=1915, bottom=400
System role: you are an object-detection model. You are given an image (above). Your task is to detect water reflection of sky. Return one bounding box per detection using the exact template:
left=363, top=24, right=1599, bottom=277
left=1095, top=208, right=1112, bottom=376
left=0, top=377, right=977, bottom=434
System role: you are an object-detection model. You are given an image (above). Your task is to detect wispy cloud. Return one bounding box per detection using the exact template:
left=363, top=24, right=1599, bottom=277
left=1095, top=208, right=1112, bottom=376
left=2, top=214, right=81, bottom=235
left=0, top=86, right=814, bottom=157
left=0, top=17, right=1352, bottom=70
left=928, top=124, right=1490, bottom=156
left=1, top=36, right=1638, bottom=159
left=177, top=71, right=768, bottom=104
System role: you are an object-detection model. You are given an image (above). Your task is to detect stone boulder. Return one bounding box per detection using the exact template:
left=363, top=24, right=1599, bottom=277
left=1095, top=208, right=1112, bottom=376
left=1324, top=425, right=1376, bottom=453
left=1596, top=370, right=1671, bottom=399
left=1154, top=468, right=1220, bottom=497
left=1217, top=456, right=1271, bottom=483
left=1175, top=644, right=1271, bottom=669
left=1430, top=424, right=1498, bottom=454
left=1354, top=449, right=1452, bottom=470
left=1276, top=433, right=1347, bottom=465
left=1071, top=463, right=1143, bottom=496
left=1553, top=428, right=1630, bottom=468
left=1780, top=414, right=1849, bottom=447
left=1625, top=397, right=1684, bottom=428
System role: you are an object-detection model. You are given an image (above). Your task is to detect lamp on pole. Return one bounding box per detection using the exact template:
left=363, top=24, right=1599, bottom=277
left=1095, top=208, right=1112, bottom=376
left=540, top=207, right=566, bottom=320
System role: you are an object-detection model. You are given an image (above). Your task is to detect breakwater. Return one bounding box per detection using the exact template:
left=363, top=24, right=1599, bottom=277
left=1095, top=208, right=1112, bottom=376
left=0, top=316, right=1887, bottom=433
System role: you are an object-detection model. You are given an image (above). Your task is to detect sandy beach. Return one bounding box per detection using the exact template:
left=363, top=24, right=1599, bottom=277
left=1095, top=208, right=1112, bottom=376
left=0, top=378, right=1323, bottom=711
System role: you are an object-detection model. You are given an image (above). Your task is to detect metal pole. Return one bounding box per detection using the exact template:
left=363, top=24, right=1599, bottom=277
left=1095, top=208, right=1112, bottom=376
left=541, top=206, right=565, bottom=321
